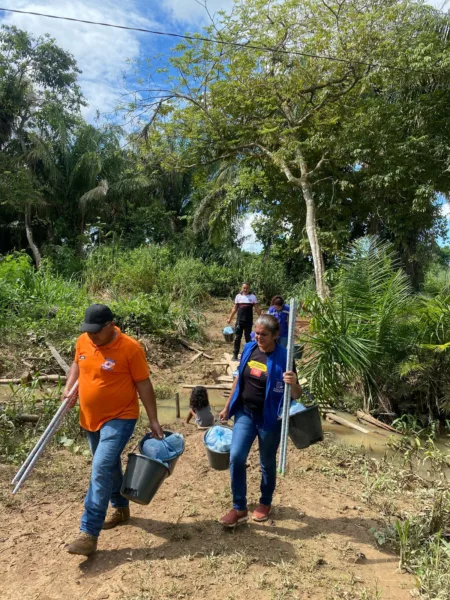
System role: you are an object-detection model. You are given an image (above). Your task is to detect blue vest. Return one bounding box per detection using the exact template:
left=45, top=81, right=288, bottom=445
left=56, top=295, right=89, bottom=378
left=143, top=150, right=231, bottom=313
left=268, top=304, right=290, bottom=338
left=229, top=341, right=287, bottom=431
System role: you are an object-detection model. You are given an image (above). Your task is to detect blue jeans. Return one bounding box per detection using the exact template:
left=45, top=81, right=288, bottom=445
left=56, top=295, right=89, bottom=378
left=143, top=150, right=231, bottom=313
left=278, top=336, right=288, bottom=348
left=230, top=409, right=281, bottom=511
left=80, top=418, right=137, bottom=537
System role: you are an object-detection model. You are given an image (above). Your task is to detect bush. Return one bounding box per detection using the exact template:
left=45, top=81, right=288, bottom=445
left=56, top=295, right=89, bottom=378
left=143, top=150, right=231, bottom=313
left=0, top=253, right=88, bottom=337
left=302, top=236, right=413, bottom=412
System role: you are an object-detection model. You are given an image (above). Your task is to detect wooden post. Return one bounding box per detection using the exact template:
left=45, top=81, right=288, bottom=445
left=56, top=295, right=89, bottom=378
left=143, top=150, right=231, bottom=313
left=175, top=392, right=180, bottom=419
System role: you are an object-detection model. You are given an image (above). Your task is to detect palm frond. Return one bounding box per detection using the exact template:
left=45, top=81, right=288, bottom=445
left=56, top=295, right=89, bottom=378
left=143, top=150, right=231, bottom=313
left=79, top=179, right=109, bottom=208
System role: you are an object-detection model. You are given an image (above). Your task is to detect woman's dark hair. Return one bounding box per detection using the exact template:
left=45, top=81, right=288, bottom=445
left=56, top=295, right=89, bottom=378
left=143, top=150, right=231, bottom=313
left=255, top=314, right=280, bottom=335
left=271, top=295, right=284, bottom=307
left=189, top=386, right=210, bottom=411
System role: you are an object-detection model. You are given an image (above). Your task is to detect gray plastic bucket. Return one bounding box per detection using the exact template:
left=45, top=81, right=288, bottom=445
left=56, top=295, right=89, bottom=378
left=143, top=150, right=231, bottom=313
left=293, top=344, right=303, bottom=360
left=288, top=405, right=324, bottom=449
left=120, top=453, right=169, bottom=505
left=203, top=425, right=232, bottom=470
left=223, top=332, right=235, bottom=343
left=139, top=430, right=185, bottom=476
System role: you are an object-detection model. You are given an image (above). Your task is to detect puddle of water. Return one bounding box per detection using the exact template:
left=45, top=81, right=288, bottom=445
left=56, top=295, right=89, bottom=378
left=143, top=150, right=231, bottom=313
left=154, top=390, right=225, bottom=424
left=323, top=410, right=450, bottom=456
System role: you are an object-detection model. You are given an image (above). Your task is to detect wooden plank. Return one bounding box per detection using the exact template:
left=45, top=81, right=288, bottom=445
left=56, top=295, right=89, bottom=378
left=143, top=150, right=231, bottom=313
left=212, top=362, right=229, bottom=366
left=189, top=351, right=203, bottom=364
left=181, top=384, right=232, bottom=390
left=325, top=413, right=370, bottom=434
left=217, top=375, right=233, bottom=382
left=179, top=338, right=213, bottom=359
left=0, top=374, right=66, bottom=384
left=356, top=410, right=399, bottom=434
left=45, top=342, right=70, bottom=374
left=175, top=392, right=180, bottom=419
left=180, top=338, right=204, bottom=352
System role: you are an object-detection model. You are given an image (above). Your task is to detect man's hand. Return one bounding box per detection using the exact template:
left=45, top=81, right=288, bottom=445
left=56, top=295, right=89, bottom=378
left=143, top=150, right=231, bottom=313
left=62, top=385, right=79, bottom=408
left=150, top=419, right=164, bottom=439
left=226, top=317, right=231, bottom=324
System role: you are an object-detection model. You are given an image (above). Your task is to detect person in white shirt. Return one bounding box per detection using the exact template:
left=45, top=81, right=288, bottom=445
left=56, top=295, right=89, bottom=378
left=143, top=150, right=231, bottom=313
left=227, top=282, right=261, bottom=360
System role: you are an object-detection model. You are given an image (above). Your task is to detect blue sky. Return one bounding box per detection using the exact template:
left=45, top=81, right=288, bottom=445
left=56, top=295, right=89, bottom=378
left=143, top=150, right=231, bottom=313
left=0, top=0, right=447, bottom=250
left=0, top=1, right=234, bottom=121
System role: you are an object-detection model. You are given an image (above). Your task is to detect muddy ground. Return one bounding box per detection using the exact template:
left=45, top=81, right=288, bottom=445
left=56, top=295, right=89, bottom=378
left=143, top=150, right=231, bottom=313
left=0, top=300, right=419, bottom=600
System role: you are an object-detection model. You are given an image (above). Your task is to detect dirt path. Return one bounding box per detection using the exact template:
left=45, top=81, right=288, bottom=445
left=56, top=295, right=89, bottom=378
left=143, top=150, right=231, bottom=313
left=1, top=429, right=415, bottom=600
left=1, top=300, right=416, bottom=599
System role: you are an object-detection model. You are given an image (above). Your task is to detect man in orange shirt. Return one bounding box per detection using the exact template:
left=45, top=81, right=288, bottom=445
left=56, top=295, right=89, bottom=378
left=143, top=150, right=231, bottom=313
left=64, top=304, right=164, bottom=557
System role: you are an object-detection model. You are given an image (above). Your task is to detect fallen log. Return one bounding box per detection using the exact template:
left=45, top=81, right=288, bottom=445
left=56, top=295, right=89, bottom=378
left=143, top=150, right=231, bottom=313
left=181, top=384, right=232, bottom=390
left=356, top=410, right=399, bottom=434
left=189, top=351, right=203, bottom=364
left=179, top=339, right=213, bottom=360
left=325, top=413, right=370, bottom=434
left=15, top=414, right=40, bottom=423
left=45, top=342, right=70, bottom=374
left=0, top=375, right=66, bottom=385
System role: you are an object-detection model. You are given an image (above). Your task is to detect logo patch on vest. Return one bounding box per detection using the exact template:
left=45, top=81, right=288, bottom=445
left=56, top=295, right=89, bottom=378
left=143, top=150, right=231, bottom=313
left=101, top=358, right=116, bottom=372
left=79, top=355, right=86, bottom=360
left=273, top=380, right=284, bottom=393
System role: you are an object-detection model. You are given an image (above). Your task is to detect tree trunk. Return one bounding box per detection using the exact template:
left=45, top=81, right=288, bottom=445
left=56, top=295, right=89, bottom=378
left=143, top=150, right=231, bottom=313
left=300, top=179, right=329, bottom=300
left=24, top=205, right=41, bottom=269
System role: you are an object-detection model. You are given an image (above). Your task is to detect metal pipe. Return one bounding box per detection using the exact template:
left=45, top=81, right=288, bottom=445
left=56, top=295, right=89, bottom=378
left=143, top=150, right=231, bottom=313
left=11, top=381, right=78, bottom=487
left=278, top=298, right=297, bottom=476
left=11, top=398, right=68, bottom=485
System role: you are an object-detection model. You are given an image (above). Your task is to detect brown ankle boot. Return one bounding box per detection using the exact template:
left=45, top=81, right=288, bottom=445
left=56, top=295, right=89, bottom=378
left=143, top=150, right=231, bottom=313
left=67, top=532, right=97, bottom=556
left=102, top=507, right=130, bottom=530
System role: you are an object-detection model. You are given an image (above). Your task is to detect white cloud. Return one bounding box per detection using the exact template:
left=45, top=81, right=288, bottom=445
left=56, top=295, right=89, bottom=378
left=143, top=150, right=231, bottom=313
left=441, top=202, right=450, bottom=218
left=0, top=1, right=156, bottom=121
left=160, top=0, right=234, bottom=26
left=241, top=213, right=263, bottom=253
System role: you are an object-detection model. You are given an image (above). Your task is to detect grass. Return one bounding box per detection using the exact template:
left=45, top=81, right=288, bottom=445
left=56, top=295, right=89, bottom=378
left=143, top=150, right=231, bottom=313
left=0, top=380, right=87, bottom=464
left=308, top=439, right=450, bottom=599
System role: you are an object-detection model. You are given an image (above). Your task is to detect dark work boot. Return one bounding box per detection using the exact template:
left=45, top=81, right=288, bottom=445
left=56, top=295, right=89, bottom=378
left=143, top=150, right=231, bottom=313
left=102, top=507, right=130, bottom=530
left=67, top=532, right=97, bottom=556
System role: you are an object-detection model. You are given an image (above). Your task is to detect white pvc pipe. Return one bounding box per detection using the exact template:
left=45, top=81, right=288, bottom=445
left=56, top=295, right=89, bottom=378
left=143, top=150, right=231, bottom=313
left=12, top=401, right=72, bottom=494
left=278, top=298, right=297, bottom=475
left=11, top=381, right=78, bottom=488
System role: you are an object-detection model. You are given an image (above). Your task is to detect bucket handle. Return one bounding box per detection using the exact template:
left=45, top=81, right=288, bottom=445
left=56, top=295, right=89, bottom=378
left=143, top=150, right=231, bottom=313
left=130, top=431, right=165, bottom=454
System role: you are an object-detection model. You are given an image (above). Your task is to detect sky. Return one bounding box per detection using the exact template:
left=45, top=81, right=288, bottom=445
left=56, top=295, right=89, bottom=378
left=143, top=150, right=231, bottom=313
left=0, top=0, right=448, bottom=250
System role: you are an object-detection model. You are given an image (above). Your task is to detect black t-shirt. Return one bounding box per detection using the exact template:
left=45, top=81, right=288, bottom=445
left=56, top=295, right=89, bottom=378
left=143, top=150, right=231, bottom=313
left=239, top=346, right=297, bottom=414
left=234, top=293, right=258, bottom=324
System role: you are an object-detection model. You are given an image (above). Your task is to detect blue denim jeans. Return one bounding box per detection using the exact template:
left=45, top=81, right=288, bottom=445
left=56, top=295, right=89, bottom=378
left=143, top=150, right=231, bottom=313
left=230, top=408, right=282, bottom=511
left=80, top=418, right=137, bottom=537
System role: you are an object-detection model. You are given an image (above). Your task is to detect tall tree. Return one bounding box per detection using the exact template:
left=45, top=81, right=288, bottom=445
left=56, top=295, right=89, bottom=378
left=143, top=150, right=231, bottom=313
left=0, top=25, right=83, bottom=266
left=130, top=0, right=450, bottom=299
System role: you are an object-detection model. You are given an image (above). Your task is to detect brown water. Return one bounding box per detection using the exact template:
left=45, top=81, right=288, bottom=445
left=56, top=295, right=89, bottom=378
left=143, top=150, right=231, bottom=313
left=155, top=390, right=226, bottom=423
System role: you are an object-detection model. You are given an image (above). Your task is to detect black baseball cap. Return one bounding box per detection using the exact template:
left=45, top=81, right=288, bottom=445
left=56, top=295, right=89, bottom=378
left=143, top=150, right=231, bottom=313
left=80, top=304, right=114, bottom=333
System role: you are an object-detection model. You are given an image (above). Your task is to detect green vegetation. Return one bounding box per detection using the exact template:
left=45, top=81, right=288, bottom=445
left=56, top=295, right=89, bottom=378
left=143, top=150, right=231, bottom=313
left=2, top=4, right=450, bottom=594
left=303, top=237, right=450, bottom=422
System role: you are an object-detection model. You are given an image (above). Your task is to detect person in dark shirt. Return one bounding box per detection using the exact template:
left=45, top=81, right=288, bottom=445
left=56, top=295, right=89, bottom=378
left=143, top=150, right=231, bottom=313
left=227, top=282, right=261, bottom=361
left=219, top=315, right=302, bottom=527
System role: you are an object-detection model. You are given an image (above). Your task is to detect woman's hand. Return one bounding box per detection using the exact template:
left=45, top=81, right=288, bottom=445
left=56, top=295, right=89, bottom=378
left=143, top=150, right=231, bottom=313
left=219, top=407, right=229, bottom=422
left=283, top=371, right=297, bottom=386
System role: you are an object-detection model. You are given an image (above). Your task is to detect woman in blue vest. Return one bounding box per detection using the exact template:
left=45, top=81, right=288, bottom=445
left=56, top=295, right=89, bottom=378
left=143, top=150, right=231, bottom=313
left=268, top=296, right=290, bottom=348
left=218, top=314, right=302, bottom=527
